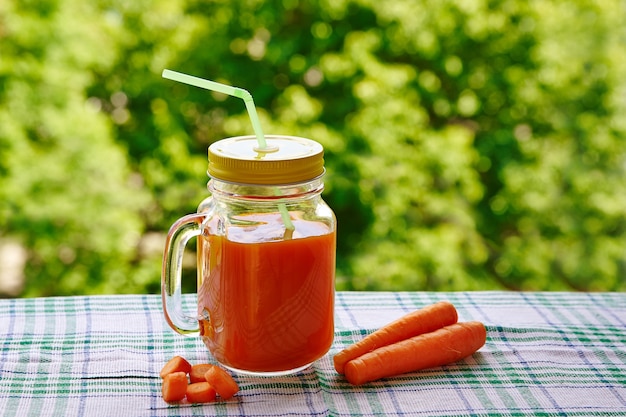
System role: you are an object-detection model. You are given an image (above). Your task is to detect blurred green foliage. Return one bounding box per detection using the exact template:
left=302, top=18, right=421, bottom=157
left=1, top=0, right=625, bottom=296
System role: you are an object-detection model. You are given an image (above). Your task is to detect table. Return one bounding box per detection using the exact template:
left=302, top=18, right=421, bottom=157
left=1, top=291, right=625, bottom=416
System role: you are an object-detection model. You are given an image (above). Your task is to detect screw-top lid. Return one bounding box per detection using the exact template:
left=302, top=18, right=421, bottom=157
left=208, top=135, right=325, bottom=184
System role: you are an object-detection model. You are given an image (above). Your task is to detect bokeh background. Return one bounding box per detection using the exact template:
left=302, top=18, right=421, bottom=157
left=2, top=0, right=626, bottom=297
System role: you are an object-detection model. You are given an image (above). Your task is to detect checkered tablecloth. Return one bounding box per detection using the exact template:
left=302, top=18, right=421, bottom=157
left=1, top=291, right=625, bottom=416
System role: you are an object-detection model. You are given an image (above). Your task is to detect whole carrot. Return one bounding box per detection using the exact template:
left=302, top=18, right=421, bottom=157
left=344, top=321, right=487, bottom=385
left=334, top=301, right=458, bottom=374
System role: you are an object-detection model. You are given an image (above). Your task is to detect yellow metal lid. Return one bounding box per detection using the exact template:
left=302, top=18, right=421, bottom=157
left=208, top=135, right=325, bottom=184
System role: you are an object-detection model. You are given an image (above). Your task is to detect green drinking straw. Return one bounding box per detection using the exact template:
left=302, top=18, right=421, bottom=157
left=162, top=69, right=267, bottom=148
left=162, top=69, right=295, bottom=234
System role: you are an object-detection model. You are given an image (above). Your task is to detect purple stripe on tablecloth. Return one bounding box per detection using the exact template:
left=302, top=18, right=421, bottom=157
left=77, top=297, right=92, bottom=417
left=393, top=292, right=412, bottom=313
left=424, top=293, right=479, bottom=414
left=513, top=293, right=567, bottom=416
left=377, top=382, right=409, bottom=417
left=586, top=292, right=626, bottom=327
left=444, top=366, right=477, bottom=416
left=236, top=388, right=247, bottom=416
left=462, top=293, right=529, bottom=413
left=301, top=371, right=326, bottom=417
left=383, top=293, right=413, bottom=415
left=141, top=295, right=159, bottom=417
left=460, top=292, right=491, bottom=323
left=337, top=292, right=360, bottom=329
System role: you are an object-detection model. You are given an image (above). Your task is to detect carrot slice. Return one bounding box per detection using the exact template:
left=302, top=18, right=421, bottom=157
left=344, top=321, right=487, bottom=385
left=190, top=363, right=215, bottom=383
left=161, top=371, right=188, bottom=402
left=186, top=382, right=217, bottom=403
left=204, top=366, right=239, bottom=399
left=160, top=355, right=192, bottom=379
left=334, top=301, right=459, bottom=374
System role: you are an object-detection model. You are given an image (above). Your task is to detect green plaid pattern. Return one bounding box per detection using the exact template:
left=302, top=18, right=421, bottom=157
left=1, top=292, right=625, bottom=416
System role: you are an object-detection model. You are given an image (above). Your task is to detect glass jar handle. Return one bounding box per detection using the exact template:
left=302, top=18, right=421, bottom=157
left=161, top=213, right=206, bottom=336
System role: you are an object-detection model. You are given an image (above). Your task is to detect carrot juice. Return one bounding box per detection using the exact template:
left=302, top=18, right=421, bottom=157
left=197, top=212, right=336, bottom=374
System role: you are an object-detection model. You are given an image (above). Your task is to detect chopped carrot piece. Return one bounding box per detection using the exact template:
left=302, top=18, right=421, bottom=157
left=161, top=371, right=188, bottom=402
left=344, top=321, right=487, bottom=385
left=190, top=363, right=215, bottom=383
left=204, top=366, right=239, bottom=399
left=160, top=355, right=192, bottom=379
left=334, top=301, right=458, bottom=374
left=186, top=382, right=217, bottom=403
